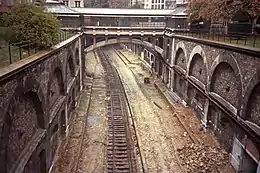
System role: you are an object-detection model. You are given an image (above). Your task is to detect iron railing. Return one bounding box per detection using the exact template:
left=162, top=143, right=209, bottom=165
left=174, top=27, right=260, bottom=48
left=0, top=30, right=77, bottom=68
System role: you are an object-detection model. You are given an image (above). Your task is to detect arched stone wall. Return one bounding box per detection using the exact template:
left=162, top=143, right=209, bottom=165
left=1, top=90, right=44, bottom=172
left=48, top=68, right=65, bottom=109
left=66, top=49, right=75, bottom=82
left=188, top=53, right=207, bottom=85
left=242, top=70, right=260, bottom=118
left=175, top=48, right=187, bottom=72
left=209, top=58, right=242, bottom=109
left=245, top=82, right=260, bottom=127
left=173, top=41, right=188, bottom=69
left=187, top=45, right=208, bottom=82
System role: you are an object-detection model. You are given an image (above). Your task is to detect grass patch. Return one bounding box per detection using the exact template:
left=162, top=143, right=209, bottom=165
left=0, top=30, right=76, bottom=69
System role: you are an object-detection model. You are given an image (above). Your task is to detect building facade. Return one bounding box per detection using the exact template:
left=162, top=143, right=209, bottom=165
left=62, top=0, right=83, bottom=7
left=143, top=0, right=187, bottom=9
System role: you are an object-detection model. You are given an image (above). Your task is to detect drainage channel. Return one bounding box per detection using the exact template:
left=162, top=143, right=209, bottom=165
left=96, top=48, right=140, bottom=173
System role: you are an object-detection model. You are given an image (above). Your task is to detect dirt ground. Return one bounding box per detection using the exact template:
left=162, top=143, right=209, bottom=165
left=107, top=48, right=235, bottom=173
left=52, top=51, right=108, bottom=173
left=52, top=47, right=235, bottom=173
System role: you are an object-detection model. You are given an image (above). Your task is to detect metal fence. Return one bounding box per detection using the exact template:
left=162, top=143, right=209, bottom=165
left=0, top=31, right=76, bottom=68
left=175, top=26, right=260, bottom=48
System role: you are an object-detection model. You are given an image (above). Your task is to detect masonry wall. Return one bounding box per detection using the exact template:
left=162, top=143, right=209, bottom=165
left=0, top=34, right=83, bottom=173
left=155, top=34, right=260, bottom=163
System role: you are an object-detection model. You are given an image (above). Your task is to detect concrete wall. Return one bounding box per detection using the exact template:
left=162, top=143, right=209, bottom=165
left=0, top=34, right=84, bottom=173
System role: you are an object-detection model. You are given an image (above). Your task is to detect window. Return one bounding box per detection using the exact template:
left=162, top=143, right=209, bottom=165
left=152, top=0, right=154, bottom=3
left=75, top=1, right=80, bottom=7
left=152, top=5, right=154, bottom=9
left=158, top=0, right=160, bottom=3
left=161, top=4, right=164, bottom=9
left=63, top=0, right=68, bottom=6
left=155, top=0, right=157, bottom=3
left=155, top=5, right=157, bottom=9
left=161, top=0, right=164, bottom=3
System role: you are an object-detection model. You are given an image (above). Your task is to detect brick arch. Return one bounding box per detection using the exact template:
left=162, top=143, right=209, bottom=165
left=84, top=38, right=164, bottom=57
left=208, top=55, right=242, bottom=109
left=1, top=89, right=45, bottom=172
left=173, top=41, right=188, bottom=69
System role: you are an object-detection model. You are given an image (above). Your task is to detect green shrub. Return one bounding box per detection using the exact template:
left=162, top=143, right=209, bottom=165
left=2, top=4, right=60, bottom=47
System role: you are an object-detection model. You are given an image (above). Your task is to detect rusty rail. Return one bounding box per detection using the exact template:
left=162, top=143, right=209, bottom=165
left=97, top=48, right=138, bottom=173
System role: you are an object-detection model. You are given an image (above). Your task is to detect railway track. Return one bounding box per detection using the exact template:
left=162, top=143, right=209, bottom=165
left=96, top=48, right=139, bottom=173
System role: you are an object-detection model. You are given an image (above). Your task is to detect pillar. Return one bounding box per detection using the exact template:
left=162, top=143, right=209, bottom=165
left=202, top=99, right=209, bottom=130
left=93, top=36, right=96, bottom=48
left=141, top=50, right=144, bottom=60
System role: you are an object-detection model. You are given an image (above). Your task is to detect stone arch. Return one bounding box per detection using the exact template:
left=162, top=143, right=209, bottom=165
left=188, top=53, right=208, bottom=86
left=84, top=38, right=164, bottom=57
left=75, top=48, right=79, bottom=66
left=48, top=67, right=65, bottom=109
left=59, top=110, right=66, bottom=136
left=66, top=49, right=75, bottom=81
left=209, top=55, right=242, bottom=109
left=1, top=90, right=44, bottom=172
left=241, top=70, right=260, bottom=118
left=38, top=149, right=47, bottom=173
left=187, top=45, right=208, bottom=77
left=50, top=122, right=59, bottom=161
left=86, top=36, right=94, bottom=47
left=244, top=81, right=260, bottom=127
left=173, top=41, right=188, bottom=68
left=174, top=48, right=187, bottom=72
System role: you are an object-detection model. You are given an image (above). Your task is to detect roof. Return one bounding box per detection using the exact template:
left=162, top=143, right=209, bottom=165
left=44, top=2, right=78, bottom=14
left=44, top=2, right=187, bottom=17
left=72, top=8, right=175, bottom=16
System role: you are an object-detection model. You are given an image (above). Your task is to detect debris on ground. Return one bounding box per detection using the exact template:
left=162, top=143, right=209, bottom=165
left=177, top=143, right=229, bottom=173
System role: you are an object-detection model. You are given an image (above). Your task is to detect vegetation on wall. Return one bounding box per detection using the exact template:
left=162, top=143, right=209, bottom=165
left=0, top=4, right=60, bottom=47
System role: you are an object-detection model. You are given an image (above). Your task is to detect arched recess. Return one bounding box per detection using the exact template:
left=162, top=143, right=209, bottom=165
left=245, top=82, right=260, bottom=127
left=242, top=70, right=260, bottom=118
left=38, top=149, right=47, bottom=173
left=209, top=55, right=242, bottom=110
left=75, top=48, right=79, bottom=66
left=66, top=49, right=75, bottom=82
left=188, top=53, right=208, bottom=85
left=187, top=45, right=208, bottom=79
left=173, top=41, right=188, bottom=70
left=175, top=48, right=187, bottom=71
left=59, top=110, right=66, bottom=137
left=0, top=89, right=44, bottom=172
left=48, top=67, right=65, bottom=109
